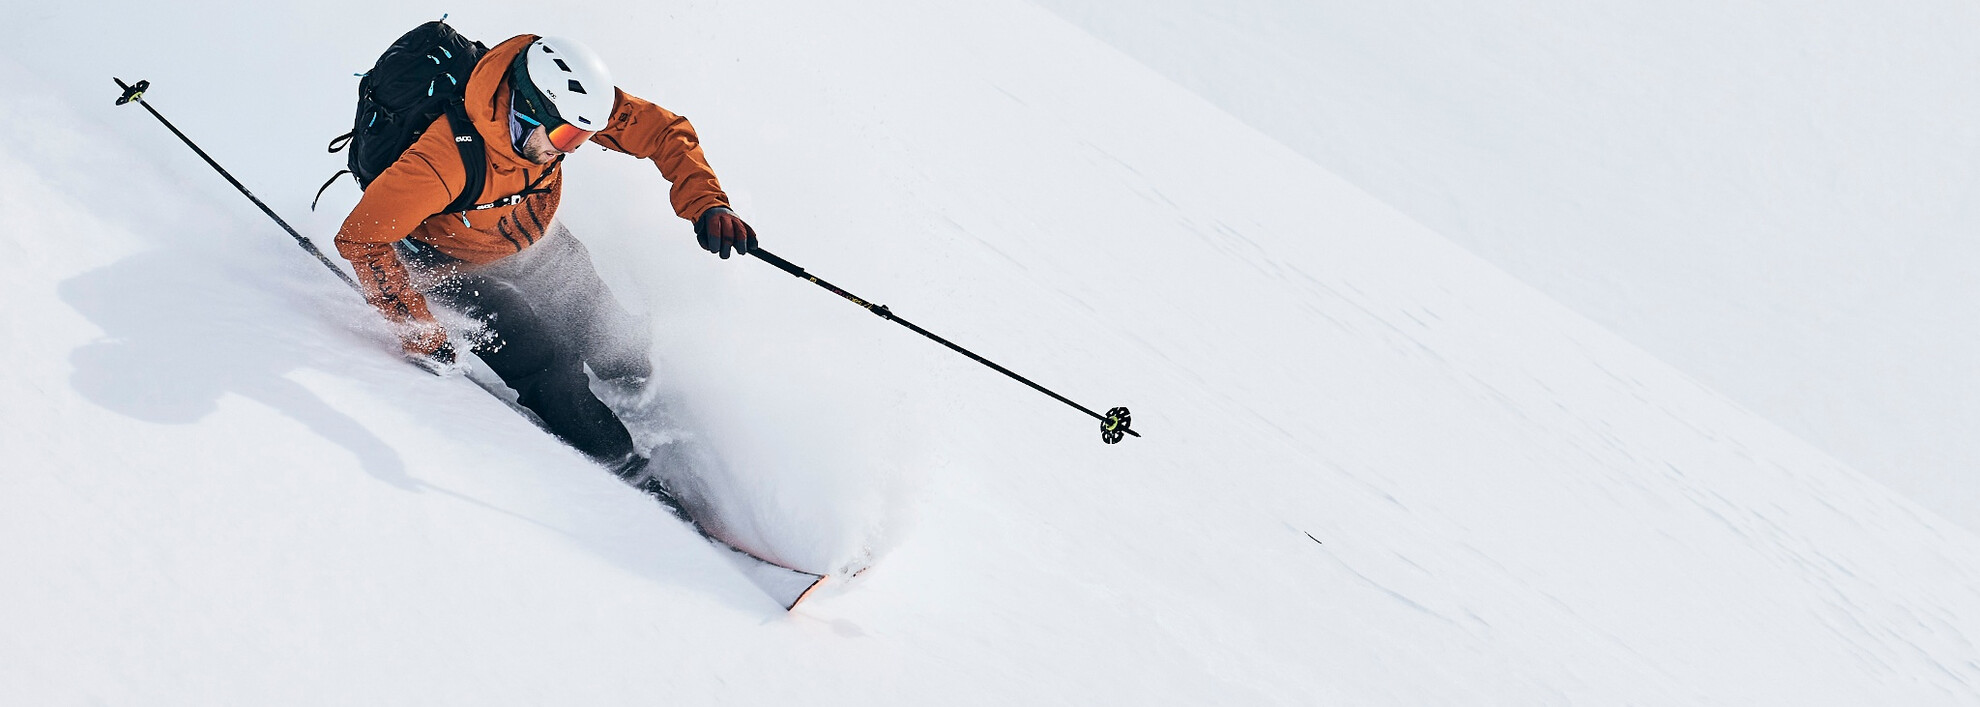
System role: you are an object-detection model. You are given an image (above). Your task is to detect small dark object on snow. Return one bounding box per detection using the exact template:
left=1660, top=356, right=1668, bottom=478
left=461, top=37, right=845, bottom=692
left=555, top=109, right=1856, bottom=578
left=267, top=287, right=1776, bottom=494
left=115, top=79, right=148, bottom=105
left=1102, top=406, right=1133, bottom=444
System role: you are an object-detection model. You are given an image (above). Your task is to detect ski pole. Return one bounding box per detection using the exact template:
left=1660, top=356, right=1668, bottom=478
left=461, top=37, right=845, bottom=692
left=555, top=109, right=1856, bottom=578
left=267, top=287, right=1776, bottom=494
left=747, top=247, right=1139, bottom=444
left=112, top=78, right=359, bottom=292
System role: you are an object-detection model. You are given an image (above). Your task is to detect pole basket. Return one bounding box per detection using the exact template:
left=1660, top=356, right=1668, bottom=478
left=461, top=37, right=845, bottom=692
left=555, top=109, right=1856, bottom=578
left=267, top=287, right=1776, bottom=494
left=1102, top=406, right=1133, bottom=444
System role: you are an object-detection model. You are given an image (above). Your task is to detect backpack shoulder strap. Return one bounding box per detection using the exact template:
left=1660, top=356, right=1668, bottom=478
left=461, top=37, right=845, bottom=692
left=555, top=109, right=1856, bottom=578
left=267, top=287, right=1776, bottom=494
left=441, top=101, right=488, bottom=214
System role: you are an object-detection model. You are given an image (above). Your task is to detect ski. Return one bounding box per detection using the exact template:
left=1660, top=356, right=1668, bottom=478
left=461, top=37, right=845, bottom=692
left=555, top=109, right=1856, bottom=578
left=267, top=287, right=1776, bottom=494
left=637, top=481, right=827, bottom=611
left=709, top=537, right=829, bottom=612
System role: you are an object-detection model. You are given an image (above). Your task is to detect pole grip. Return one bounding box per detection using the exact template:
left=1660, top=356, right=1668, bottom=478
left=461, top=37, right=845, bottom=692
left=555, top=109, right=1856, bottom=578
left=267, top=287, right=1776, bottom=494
left=748, top=248, right=805, bottom=277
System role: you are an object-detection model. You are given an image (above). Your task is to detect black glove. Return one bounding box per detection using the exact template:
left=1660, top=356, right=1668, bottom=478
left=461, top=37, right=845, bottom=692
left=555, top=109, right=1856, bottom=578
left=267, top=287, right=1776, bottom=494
left=694, top=206, right=759, bottom=259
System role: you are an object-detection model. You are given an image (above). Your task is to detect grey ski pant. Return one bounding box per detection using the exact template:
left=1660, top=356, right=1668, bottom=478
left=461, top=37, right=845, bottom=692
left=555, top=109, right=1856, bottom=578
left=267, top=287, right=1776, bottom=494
left=403, top=224, right=651, bottom=464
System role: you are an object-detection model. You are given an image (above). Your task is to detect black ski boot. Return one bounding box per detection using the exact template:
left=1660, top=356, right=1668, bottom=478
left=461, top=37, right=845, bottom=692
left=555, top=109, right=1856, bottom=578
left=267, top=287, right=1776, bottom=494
left=610, top=454, right=694, bottom=525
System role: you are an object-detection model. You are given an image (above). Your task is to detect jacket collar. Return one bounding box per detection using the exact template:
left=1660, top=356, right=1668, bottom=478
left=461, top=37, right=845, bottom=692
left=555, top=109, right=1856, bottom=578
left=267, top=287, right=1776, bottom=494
left=466, top=34, right=542, bottom=172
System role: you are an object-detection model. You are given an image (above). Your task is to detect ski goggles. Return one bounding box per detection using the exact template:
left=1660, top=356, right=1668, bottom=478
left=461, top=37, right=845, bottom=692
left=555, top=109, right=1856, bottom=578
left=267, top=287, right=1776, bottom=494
left=515, top=110, right=597, bottom=153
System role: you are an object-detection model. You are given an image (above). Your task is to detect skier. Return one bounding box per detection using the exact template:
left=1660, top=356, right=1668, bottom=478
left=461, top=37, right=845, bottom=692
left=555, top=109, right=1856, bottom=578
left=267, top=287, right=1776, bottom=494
left=333, top=33, right=757, bottom=484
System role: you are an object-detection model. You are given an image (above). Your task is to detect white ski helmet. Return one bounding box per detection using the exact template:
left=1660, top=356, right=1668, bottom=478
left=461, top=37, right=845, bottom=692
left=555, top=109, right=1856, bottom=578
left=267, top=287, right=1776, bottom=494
left=516, top=36, right=616, bottom=131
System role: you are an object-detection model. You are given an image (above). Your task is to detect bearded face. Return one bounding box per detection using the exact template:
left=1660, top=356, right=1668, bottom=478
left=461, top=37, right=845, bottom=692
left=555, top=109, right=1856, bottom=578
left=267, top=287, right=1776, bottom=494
left=517, top=125, right=563, bottom=165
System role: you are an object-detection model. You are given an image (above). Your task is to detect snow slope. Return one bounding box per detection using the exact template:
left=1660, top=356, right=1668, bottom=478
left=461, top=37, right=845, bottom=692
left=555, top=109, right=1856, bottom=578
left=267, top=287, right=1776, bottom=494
left=1030, top=0, right=1980, bottom=529
left=5, top=0, right=1980, bottom=703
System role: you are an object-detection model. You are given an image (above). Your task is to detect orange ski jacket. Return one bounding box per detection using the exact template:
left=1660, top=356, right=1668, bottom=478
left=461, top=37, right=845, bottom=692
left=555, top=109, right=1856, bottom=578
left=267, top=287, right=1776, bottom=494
left=335, top=34, right=731, bottom=337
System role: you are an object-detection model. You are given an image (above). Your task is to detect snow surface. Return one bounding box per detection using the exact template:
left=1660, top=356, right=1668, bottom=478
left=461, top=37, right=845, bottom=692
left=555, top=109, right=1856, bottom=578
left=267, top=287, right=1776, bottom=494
left=1031, top=0, right=1980, bottom=530
left=5, top=0, right=1980, bottom=703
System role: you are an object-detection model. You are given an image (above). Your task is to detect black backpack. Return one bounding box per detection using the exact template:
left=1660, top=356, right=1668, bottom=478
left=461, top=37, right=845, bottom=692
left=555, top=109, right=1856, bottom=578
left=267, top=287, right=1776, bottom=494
left=314, top=20, right=490, bottom=212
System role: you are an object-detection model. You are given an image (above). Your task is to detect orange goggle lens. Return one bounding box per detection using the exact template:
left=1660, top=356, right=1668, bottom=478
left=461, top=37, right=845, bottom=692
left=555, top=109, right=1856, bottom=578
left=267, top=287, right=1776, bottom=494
left=546, top=122, right=597, bottom=152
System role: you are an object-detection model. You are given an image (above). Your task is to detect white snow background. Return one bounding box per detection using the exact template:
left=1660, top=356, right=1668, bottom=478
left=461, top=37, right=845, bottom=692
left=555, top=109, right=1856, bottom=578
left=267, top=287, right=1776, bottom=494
left=1033, top=0, right=1980, bottom=530
left=4, top=0, right=1980, bottom=704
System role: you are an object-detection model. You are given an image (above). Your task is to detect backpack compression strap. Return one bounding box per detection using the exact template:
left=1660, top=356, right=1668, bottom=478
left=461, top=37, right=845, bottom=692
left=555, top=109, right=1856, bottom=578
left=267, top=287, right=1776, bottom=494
left=310, top=132, right=358, bottom=211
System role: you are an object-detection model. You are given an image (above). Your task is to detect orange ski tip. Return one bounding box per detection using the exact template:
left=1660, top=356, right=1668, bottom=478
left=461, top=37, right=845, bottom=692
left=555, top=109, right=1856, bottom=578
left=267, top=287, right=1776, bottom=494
left=787, top=576, right=829, bottom=611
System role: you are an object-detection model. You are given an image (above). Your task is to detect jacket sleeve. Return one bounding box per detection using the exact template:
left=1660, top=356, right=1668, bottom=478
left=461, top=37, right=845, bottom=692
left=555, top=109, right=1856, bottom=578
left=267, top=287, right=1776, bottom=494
left=592, top=89, right=731, bottom=222
left=334, top=149, right=456, bottom=332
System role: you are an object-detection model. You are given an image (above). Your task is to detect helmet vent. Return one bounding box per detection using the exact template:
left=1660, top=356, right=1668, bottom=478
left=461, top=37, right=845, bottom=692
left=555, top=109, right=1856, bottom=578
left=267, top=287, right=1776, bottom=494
left=525, top=37, right=612, bottom=130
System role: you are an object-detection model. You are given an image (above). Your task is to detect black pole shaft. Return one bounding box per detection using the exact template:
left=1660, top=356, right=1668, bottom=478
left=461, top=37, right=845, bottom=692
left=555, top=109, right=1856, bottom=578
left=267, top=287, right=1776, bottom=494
left=113, top=78, right=358, bottom=292
left=748, top=247, right=1138, bottom=438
